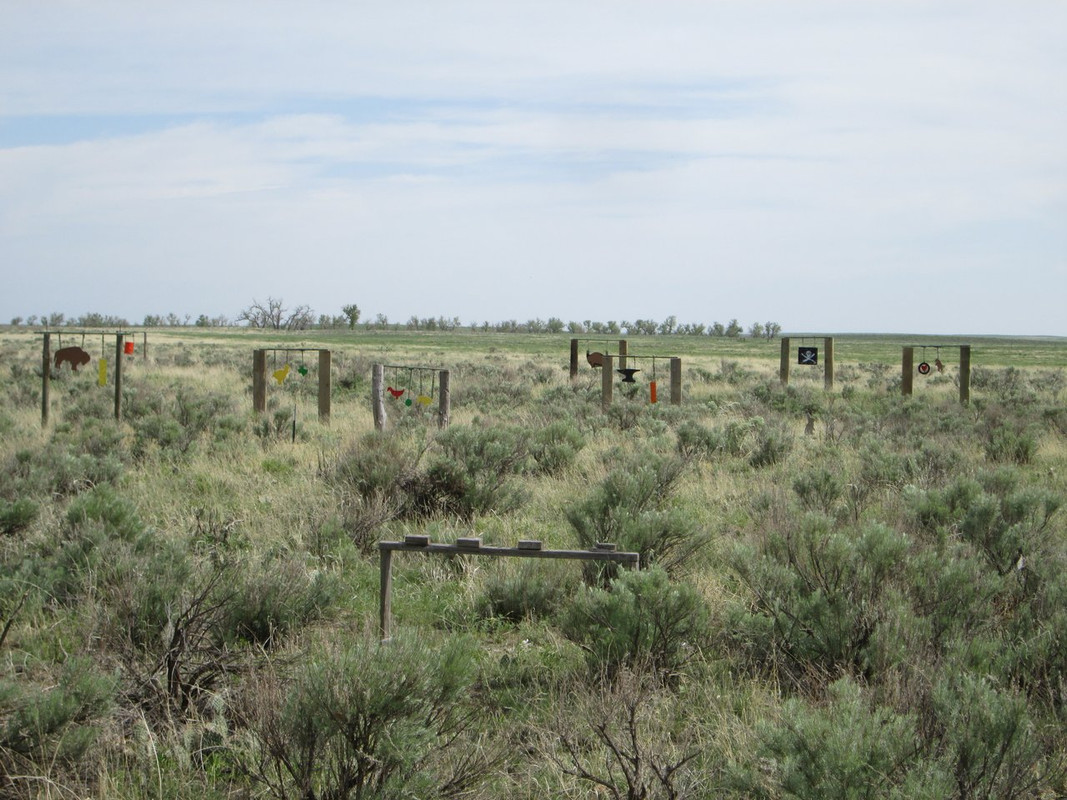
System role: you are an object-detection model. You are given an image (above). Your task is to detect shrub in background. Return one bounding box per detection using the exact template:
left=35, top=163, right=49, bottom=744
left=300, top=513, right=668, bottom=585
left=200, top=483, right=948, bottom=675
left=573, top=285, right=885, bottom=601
left=558, top=567, right=708, bottom=679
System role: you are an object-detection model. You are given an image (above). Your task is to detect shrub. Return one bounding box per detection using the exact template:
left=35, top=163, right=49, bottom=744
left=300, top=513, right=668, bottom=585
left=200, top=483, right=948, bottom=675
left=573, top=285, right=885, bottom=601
left=984, top=425, right=1038, bottom=465
left=749, top=420, right=793, bottom=468
left=730, top=677, right=943, bottom=799
left=793, top=468, right=842, bottom=514
left=558, top=567, right=708, bottom=678
left=240, top=634, right=495, bottom=799
left=527, top=420, right=585, bottom=475
left=409, top=423, right=530, bottom=518
left=565, top=450, right=706, bottom=576
left=0, top=498, right=38, bottom=535
left=477, top=561, right=576, bottom=623
left=728, top=517, right=910, bottom=683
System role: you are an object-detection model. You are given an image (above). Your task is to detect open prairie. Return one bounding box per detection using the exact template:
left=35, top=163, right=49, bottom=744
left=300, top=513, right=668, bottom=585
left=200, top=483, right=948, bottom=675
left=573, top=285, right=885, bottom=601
left=2, top=327, right=1066, bottom=798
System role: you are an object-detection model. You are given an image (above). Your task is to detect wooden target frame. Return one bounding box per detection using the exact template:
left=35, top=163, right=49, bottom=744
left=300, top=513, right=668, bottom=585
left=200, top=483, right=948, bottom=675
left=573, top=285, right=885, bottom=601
left=252, top=348, right=332, bottom=423
left=779, top=336, right=835, bottom=391
left=902, top=344, right=971, bottom=404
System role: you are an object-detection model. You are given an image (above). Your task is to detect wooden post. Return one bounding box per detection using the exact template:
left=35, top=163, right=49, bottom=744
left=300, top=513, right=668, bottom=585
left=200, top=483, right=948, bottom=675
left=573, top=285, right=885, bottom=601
left=618, top=339, right=628, bottom=371
left=372, top=363, right=387, bottom=431
left=959, top=345, right=971, bottom=405
left=824, top=337, right=835, bottom=391
left=902, top=346, right=914, bottom=396
left=379, top=547, right=393, bottom=642
left=114, top=334, right=123, bottom=420
left=41, top=333, right=51, bottom=426
left=601, top=354, right=614, bottom=410
left=142, top=331, right=147, bottom=360
left=437, top=369, right=451, bottom=428
left=569, top=338, right=579, bottom=379
left=252, top=350, right=267, bottom=414
left=780, top=337, right=790, bottom=386
left=317, top=349, right=331, bottom=423
left=670, top=357, right=682, bottom=405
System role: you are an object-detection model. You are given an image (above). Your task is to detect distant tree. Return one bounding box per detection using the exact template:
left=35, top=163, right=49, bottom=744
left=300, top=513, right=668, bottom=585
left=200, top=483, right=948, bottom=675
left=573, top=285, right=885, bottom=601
left=9, top=317, right=22, bottom=326
left=46, top=312, right=64, bottom=327
left=764, top=322, right=782, bottom=339
left=342, top=304, right=361, bottom=328
left=567, top=321, right=584, bottom=334
left=709, top=321, right=725, bottom=337
left=725, top=319, right=743, bottom=338
left=658, top=315, right=678, bottom=335
left=689, top=323, right=706, bottom=336
left=546, top=317, right=565, bottom=333
left=26, top=315, right=38, bottom=327
left=195, top=314, right=211, bottom=327
left=238, top=297, right=314, bottom=330
left=748, top=322, right=765, bottom=339
left=143, top=315, right=162, bottom=327
left=374, top=313, right=389, bottom=329
left=606, top=320, right=620, bottom=334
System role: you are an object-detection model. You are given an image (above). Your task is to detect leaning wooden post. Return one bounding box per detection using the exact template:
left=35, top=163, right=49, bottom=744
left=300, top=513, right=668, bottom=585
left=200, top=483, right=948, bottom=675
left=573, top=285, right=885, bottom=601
left=959, top=345, right=971, bottom=405
left=437, top=369, right=451, bottom=428
left=824, top=337, right=835, bottom=391
left=41, top=333, right=51, bottom=427
left=372, top=363, right=387, bottom=431
left=252, top=350, right=267, bottom=414
left=902, top=346, right=914, bottom=396
left=780, top=337, right=791, bottom=386
left=569, top=338, right=579, bottom=379
left=601, top=354, right=614, bottom=410
left=670, top=357, right=682, bottom=405
left=618, top=339, right=628, bottom=371
left=379, top=547, right=394, bottom=642
left=113, top=334, right=124, bottom=420
left=317, top=349, right=331, bottom=423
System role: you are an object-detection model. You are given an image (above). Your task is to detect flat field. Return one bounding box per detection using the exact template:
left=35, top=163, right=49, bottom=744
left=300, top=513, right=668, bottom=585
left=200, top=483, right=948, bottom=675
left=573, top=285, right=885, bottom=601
left=1, top=328, right=1065, bottom=798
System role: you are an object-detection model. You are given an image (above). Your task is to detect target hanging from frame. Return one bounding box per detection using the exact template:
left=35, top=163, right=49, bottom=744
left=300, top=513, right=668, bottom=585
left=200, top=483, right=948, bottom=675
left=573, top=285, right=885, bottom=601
left=798, top=341, right=818, bottom=366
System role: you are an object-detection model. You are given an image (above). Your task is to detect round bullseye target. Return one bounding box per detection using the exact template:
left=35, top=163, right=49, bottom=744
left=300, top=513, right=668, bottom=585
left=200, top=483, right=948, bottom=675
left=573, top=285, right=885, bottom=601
left=917, top=361, right=931, bottom=375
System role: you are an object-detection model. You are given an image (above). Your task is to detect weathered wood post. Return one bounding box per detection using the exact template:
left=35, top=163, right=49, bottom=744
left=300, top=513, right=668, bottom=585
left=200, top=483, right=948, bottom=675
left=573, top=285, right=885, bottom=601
left=437, top=369, right=451, bottom=428
left=670, top=357, right=682, bottom=405
left=252, top=349, right=267, bottom=414
left=569, top=338, right=579, bottom=379
left=601, top=354, right=614, bottom=410
left=114, top=333, right=123, bottom=421
left=142, top=331, right=147, bottom=360
left=780, top=337, right=791, bottom=386
left=618, top=339, right=628, bottom=371
left=41, top=333, right=51, bottom=426
left=372, top=363, right=387, bottom=431
left=902, top=346, right=914, bottom=396
left=317, top=349, right=331, bottom=423
left=824, top=337, right=835, bottom=391
left=959, top=345, right=971, bottom=405
left=379, top=546, right=394, bottom=642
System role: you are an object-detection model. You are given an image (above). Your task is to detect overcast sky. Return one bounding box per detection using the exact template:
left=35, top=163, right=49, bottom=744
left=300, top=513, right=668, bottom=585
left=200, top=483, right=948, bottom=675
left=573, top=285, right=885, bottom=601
left=1, top=1, right=1064, bottom=335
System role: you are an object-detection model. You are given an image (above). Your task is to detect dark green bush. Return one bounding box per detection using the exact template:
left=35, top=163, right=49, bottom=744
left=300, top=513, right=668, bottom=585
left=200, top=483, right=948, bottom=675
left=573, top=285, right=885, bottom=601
left=410, top=423, right=530, bottom=518
left=558, top=567, right=708, bottom=678
left=793, top=468, right=842, bottom=514
left=241, top=634, right=492, bottom=799
left=0, top=657, right=115, bottom=773
left=729, top=517, right=910, bottom=682
left=0, top=498, right=38, bottom=535
left=566, top=450, right=706, bottom=575
left=477, top=561, right=576, bottom=622
left=730, top=678, right=941, bottom=799
left=527, top=420, right=585, bottom=475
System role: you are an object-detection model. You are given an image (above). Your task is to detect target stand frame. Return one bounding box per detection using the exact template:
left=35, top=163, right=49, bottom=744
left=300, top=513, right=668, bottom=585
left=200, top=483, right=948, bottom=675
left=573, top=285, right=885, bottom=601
left=902, top=344, right=971, bottom=404
left=252, top=348, right=332, bottom=423
left=779, top=336, right=835, bottom=391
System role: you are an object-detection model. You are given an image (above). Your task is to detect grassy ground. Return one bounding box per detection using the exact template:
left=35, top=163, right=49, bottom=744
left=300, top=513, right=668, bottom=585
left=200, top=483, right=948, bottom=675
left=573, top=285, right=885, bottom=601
left=1, top=328, right=1065, bottom=798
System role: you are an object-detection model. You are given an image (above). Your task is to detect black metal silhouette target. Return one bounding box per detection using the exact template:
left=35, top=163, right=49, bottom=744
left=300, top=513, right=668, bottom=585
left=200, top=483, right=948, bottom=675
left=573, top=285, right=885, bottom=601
left=798, top=346, right=818, bottom=365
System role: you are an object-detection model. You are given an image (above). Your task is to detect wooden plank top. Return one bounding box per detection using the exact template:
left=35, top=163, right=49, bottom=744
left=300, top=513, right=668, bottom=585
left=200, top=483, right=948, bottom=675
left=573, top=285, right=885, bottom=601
left=379, top=540, right=639, bottom=564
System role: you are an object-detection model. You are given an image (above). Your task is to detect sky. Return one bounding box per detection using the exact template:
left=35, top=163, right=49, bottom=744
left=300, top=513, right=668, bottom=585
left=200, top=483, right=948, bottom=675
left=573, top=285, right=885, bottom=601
left=1, top=1, right=1064, bottom=336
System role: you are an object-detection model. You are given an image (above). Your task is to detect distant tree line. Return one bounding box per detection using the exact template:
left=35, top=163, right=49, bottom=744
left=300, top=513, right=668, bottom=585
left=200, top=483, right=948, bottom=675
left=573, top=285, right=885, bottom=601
left=9, top=298, right=782, bottom=339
